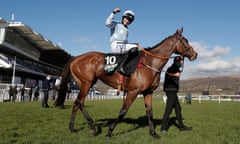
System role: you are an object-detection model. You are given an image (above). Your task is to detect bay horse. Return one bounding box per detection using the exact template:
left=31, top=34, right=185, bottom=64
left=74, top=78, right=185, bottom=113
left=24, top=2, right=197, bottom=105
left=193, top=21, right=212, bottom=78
left=55, top=28, right=197, bottom=138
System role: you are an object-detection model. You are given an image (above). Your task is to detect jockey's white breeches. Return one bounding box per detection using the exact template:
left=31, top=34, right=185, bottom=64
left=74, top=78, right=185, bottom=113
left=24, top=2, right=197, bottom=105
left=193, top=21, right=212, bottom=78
left=110, top=41, right=138, bottom=53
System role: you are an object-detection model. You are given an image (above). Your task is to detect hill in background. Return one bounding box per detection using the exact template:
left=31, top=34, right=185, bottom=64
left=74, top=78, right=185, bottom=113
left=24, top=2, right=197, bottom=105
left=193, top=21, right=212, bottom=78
left=94, top=75, right=240, bottom=95
left=180, top=75, right=240, bottom=95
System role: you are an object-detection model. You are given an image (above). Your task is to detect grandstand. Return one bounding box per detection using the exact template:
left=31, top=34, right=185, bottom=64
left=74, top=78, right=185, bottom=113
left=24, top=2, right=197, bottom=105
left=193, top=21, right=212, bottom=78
left=0, top=17, right=72, bottom=88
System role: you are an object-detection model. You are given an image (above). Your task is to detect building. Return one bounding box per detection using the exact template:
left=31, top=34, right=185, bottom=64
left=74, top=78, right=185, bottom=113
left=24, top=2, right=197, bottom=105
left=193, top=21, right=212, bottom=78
left=0, top=17, right=72, bottom=88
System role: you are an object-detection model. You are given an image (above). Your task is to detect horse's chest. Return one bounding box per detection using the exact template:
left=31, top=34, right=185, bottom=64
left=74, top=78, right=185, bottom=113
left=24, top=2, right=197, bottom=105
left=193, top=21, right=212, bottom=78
left=150, top=74, right=160, bottom=89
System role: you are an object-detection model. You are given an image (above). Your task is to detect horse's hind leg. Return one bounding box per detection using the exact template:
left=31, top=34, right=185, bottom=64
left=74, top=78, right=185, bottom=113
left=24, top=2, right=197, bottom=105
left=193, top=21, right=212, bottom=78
left=79, top=103, right=97, bottom=136
left=69, top=84, right=96, bottom=135
left=69, top=98, right=80, bottom=132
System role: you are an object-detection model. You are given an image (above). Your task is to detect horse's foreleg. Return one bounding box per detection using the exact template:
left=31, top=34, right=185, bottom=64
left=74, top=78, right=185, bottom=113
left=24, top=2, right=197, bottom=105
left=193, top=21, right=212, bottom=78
left=69, top=99, right=80, bottom=132
left=106, top=92, right=137, bottom=138
left=106, top=108, right=128, bottom=137
left=144, top=94, right=160, bottom=139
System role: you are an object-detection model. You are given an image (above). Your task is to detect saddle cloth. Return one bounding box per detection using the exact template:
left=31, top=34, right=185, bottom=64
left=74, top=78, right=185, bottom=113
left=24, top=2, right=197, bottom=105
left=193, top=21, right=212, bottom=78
left=104, top=50, right=142, bottom=75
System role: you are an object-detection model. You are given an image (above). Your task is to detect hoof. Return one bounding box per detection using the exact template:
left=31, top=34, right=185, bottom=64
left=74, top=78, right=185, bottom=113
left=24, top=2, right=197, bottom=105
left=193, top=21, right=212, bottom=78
left=105, top=135, right=111, bottom=138
left=105, top=132, right=112, bottom=138
left=151, top=132, right=160, bottom=139
left=69, top=124, right=76, bottom=133
left=90, top=128, right=97, bottom=136
left=69, top=128, right=76, bottom=133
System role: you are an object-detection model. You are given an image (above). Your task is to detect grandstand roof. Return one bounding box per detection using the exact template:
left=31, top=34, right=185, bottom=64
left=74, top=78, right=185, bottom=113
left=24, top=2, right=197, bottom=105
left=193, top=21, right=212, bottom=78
left=0, top=17, right=73, bottom=78
left=9, top=22, right=62, bottom=50
left=0, top=17, right=72, bottom=67
left=7, top=21, right=72, bottom=67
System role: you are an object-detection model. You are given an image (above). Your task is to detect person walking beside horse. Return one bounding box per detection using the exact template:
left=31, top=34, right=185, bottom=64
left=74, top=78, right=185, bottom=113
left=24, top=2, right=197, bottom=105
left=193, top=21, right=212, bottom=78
left=161, top=56, right=192, bottom=132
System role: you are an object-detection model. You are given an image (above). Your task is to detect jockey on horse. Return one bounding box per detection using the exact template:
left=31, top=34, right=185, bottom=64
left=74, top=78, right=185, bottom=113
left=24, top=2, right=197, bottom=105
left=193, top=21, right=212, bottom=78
left=106, top=8, right=141, bottom=94
left=105, top=7, right=139, bottom=76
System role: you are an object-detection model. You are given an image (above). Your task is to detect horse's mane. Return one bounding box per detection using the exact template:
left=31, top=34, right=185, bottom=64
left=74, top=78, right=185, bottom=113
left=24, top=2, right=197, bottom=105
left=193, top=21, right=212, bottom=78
left=144, top=34, right=174, bottom=51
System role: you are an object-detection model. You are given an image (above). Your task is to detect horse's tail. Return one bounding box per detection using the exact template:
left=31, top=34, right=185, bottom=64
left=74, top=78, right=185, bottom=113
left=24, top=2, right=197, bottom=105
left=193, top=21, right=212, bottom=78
left=54, top=57, right=75, bottom=108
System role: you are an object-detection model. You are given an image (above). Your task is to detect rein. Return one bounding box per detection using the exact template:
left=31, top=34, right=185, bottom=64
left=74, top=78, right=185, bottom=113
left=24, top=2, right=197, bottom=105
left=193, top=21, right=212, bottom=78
left=137, top=45, right=168, bottom=73
left=137, top=45, right=169, bottom=60
left=140, top=62, right=162, bottom=73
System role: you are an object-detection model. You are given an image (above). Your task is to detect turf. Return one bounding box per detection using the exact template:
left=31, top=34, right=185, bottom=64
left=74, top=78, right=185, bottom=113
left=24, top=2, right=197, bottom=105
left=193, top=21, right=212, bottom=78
left=0, top=99, right=239, bottom=144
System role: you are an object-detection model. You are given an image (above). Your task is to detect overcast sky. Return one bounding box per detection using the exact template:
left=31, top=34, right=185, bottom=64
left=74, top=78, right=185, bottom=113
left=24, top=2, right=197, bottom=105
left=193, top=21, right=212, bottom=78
left=1, top=0, right=239, bottom=79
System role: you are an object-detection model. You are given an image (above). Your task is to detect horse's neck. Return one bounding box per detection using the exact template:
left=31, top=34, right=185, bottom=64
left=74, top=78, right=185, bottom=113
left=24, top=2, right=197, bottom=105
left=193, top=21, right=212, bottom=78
left=148, top=37, right=177, bottom=70
left=154, top=38, right=176, bottom=57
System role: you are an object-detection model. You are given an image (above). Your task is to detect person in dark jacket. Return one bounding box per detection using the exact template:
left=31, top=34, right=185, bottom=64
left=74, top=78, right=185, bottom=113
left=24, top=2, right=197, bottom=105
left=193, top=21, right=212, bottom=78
left=161, top=56, right=192, bottom=132
left=42, top=75, right=51, bottom=108
left=20, top=84, right=25, bottom=102
left=29, top=87, right=33, bottom=102
left=33, top=85, right=39, bottom=102
left=9, top=85, right=17, bottom=103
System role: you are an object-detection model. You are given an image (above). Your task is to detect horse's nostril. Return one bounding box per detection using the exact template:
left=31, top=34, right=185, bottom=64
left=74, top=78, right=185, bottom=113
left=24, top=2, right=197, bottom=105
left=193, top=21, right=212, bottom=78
left=191, top=53, right=198, bottom=61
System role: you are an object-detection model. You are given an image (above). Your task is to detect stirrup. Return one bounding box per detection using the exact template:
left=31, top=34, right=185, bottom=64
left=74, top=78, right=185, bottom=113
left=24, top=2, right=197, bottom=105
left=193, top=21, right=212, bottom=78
left=117, top=85, right=121, bottom=95
left=117, top=74, right=124, bottom=95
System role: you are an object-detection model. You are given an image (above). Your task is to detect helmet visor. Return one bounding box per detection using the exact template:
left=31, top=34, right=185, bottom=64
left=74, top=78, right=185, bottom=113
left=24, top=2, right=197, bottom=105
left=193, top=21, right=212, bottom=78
left=123, top=14, right=134, bottom=23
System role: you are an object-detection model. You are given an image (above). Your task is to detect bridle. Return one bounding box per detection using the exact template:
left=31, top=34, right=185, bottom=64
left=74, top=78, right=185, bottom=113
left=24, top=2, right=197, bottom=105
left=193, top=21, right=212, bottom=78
left=176, top=34, right=191, bottom=57
left=138, top=34, right=190, bottom=73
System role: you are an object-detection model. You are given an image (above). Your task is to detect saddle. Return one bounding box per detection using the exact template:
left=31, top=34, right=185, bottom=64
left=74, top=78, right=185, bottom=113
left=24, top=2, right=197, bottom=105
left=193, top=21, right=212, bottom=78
left=104, top=47, right=142, bottom=76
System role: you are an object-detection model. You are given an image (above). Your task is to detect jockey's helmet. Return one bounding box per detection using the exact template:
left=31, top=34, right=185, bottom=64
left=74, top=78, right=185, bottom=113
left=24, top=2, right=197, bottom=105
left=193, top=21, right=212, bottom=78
left=122, top=10, right=135, bottom=23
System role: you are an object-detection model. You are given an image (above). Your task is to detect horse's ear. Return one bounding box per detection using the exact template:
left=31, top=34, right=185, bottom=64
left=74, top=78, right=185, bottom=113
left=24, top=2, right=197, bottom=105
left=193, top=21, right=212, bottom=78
left=176, top=27, right=184, bottom=35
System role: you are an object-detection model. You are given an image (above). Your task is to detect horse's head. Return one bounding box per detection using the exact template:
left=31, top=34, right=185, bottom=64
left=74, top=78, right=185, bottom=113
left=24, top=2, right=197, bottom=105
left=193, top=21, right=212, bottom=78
left=173, top=28, right=198, bottom=61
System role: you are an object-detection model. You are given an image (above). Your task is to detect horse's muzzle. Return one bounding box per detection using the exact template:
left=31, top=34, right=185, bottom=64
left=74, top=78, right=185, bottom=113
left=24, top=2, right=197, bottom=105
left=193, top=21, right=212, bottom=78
left=190, top=52, right=198, bottom=61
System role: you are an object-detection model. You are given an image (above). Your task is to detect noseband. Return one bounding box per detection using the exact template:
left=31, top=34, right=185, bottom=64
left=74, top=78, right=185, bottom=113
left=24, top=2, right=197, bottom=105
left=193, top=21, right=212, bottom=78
left=176, top=35, right=191, bottom=57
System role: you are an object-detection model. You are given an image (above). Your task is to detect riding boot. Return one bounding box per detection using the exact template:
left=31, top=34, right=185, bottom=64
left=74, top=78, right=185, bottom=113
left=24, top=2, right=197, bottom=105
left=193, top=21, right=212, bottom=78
left=118, top=54, right=130, bottom=76
left=118, top=47, right=139, bottom=76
